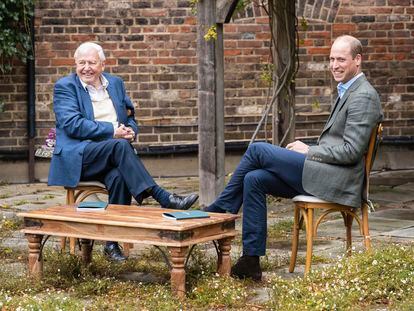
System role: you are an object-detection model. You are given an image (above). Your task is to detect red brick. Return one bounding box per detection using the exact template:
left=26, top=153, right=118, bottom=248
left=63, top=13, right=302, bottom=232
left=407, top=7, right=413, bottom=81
left=51, top=58, right=74, bottom=66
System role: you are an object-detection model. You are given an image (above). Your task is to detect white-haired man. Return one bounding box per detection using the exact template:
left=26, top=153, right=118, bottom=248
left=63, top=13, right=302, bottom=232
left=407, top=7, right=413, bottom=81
left=48, top=42, right=198, bottom=261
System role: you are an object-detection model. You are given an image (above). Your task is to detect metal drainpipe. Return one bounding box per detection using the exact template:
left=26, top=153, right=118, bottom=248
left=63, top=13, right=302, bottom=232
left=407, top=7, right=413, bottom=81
left=27, top=8, right=36, bottom=183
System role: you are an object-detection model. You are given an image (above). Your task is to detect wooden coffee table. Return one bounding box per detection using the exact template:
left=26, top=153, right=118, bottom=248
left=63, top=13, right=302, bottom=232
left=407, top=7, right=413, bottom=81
left=18, top=205, right=239, bottom=298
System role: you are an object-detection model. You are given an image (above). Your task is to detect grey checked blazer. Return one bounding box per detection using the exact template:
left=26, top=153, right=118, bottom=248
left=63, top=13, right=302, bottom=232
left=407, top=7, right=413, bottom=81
left=302, top=74, right=383, bottom=208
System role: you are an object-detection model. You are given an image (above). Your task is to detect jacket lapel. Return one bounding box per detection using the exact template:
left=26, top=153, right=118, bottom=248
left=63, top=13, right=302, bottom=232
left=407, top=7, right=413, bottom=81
left=320, top=75, right=367, bottom=137
left=75, top=75, right=94, bottom=120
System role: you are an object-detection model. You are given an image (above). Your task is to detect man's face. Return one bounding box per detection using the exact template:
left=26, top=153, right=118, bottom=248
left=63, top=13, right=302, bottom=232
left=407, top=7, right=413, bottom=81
left=75, top=48, right=105, bottom=88
left=329, top=40, right=361, bottom=84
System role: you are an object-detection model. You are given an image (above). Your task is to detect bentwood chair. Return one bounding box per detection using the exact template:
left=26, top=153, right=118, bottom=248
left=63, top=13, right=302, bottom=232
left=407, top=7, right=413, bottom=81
left=62, top=181, right=133, bottom=255
left=289, top=123, right=383, bottom=275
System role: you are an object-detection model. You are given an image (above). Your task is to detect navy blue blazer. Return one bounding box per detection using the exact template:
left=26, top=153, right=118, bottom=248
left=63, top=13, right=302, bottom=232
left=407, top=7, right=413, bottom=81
left=48, top=72, right=138, bottom=187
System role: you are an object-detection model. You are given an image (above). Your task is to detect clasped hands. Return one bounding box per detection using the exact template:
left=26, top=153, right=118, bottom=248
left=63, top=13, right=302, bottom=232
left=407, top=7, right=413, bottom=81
left=114, top=124, right=135, bottom=142
left=286, top=140, right=309, bottom=154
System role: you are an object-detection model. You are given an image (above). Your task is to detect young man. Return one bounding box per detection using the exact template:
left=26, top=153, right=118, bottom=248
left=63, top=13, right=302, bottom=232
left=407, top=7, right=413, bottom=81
left=205, top=35, right=383, bottom=281
left=48, top=42, right=198, bottom=261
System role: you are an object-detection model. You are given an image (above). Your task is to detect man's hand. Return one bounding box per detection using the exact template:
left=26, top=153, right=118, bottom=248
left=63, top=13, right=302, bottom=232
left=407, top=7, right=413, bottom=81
left=286, top=140, right=309, bottom=154
left=114, top=124, right=135, bottom=141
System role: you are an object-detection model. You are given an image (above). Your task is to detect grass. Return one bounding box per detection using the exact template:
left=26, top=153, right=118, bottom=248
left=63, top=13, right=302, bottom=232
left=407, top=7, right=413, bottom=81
left=0, top=243, right=413, bottom=310
left=41, top=194, right=55, bottom=200
left=13, top=200, right=29, bottom=206
left=267, top=218, right=294, bottom=240
left=0, top=245, right=250, bottom=310
left=0, top=217, right=22, bottom=243
left=266, top=244, right=414, bottom=310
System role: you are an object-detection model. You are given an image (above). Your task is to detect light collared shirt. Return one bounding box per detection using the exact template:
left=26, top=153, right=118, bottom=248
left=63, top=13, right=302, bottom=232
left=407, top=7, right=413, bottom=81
left=79, top=75, right=118, bottom=134
left=337, top=72, right=364, bottom=98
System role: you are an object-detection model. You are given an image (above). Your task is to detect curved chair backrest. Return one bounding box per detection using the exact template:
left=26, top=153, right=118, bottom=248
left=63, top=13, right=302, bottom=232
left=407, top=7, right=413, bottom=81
left=364, top=123, right=383, bottom=198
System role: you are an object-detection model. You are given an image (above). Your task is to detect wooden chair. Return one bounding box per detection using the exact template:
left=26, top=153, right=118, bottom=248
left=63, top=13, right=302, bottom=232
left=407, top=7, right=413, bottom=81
left=62, top=181, right=133, bottom=255
left=289, top=124, right=383, bottom=275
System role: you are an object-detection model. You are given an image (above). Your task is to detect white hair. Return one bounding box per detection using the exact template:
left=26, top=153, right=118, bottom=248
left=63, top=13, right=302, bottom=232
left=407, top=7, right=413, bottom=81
left=74, top=42, right=106, bottom=61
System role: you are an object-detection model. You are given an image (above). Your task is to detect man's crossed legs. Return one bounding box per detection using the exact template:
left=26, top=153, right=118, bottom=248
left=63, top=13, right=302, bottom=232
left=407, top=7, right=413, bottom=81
left=206, top=142, right=308, bottom=280
left=81, top=139, right=198, bottom=261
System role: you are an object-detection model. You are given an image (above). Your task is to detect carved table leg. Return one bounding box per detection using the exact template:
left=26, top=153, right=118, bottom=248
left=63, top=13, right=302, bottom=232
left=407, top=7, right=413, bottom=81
left=81, top=239, right=93, bottom=264
left=26, top=234, right=43, bottom=278
left=168, top=246, right=188, bottom=299
left=217, top=237, right=233, bottom=276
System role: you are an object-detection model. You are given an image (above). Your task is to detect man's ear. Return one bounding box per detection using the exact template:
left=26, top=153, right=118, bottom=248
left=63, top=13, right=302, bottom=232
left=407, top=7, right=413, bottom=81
left=355, top=54, right=362, bottom=66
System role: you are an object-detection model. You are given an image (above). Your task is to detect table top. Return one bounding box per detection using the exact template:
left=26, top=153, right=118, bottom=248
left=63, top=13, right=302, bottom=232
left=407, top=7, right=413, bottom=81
left=18, top=204, right=239, bottom=232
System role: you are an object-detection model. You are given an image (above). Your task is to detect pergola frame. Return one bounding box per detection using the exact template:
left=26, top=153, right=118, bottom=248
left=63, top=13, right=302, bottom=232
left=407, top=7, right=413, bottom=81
left=197, top=0, right=239, bottom=206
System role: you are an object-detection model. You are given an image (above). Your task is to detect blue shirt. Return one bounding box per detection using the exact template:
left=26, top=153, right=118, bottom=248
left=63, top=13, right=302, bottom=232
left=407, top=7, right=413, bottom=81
left=337, top=72, right=364, bottom=98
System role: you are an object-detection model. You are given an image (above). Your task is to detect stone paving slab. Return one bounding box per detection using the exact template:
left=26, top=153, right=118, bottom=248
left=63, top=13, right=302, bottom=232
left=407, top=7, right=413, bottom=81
left=380, top=226, right=414, bottom=238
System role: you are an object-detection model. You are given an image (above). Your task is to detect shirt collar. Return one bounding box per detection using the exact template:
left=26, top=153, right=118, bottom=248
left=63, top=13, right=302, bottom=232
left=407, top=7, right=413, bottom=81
left=337, top=72, right=364, bottom=98
left=79, top=74, right=109, bottom=91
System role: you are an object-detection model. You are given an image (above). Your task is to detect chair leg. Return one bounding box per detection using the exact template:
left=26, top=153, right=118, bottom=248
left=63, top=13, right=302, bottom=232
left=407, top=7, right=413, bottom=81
left=362, top=204, right=372, bottom=250
left=304, top=208, right=314, bottom=275
left=289, top=206, right=301, bottom=273
left=123, top=243, right=134, bottom=256
left=345, top=214, right=353, bottom=256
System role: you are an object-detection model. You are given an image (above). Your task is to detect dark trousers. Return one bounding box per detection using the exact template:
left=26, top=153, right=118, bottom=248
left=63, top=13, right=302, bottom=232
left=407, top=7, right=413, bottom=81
left=210, top=142, right=308, bottom=256
left=81, top=139, right=156, bottom=205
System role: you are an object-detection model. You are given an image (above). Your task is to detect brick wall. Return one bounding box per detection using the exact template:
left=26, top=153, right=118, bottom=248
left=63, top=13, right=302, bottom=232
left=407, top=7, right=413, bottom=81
left=0, top=0, right=413, bottom=154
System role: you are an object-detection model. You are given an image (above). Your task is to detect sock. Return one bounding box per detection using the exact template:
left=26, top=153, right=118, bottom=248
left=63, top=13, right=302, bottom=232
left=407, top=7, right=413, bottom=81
left=148, top=185, right=171, bottom=208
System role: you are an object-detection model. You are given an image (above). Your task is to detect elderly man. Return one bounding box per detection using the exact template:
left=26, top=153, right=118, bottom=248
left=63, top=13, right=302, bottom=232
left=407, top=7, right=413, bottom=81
left=205, top=35, right=383, bottom=281
left=48, top=42, right=198, bottom=261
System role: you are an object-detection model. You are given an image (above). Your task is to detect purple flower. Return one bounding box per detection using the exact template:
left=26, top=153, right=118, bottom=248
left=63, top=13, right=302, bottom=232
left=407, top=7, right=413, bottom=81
left=47, top=128, right=56, bottom=140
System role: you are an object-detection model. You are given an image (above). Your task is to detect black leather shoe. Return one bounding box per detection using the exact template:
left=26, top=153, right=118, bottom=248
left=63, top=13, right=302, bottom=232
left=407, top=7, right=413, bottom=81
left=103, top=243, right=127, bottom=262
left=167, top=193, right=199, bottom=210
left=231, top=255, right=262, bottom=281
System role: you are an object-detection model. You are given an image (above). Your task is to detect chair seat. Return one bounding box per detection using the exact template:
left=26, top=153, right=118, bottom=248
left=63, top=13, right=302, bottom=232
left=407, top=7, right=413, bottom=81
left=292, top=195, right=330, bottom=203
left=65, top=181, right=106, bottom=189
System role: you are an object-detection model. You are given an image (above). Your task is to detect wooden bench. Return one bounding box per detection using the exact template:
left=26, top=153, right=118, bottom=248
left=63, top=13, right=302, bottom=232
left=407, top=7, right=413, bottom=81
left=18, top=205, right=238, bottom=298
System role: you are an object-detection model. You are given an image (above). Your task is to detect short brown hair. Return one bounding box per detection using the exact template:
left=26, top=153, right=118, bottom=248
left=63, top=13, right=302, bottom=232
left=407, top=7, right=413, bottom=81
left=335, top=35, right=362, bottom=58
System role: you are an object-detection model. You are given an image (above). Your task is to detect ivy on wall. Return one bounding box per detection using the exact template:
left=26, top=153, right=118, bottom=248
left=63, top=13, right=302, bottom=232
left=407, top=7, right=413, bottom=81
left=0, top=0, right=34, bottom=74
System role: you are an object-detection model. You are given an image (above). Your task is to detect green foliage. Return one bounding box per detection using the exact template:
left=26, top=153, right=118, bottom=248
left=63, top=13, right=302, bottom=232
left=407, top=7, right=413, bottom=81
left=260, top=63, right=274, bottom=86
left=300, top=16, right=308, bottom=31
left=267, top=244, right=414, bottom=310
left=189, top=0, right=198, bottom=15
left=311, top=99, right=321, bottom=111
left=204, top=25, right=217, bottom=41
left=235, top=0, right=247, bottom=14
left=0, top=0, right=34, bottom=74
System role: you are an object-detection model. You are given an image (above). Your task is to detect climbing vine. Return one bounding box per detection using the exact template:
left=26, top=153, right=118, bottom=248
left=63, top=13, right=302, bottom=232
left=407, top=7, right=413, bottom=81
left=250, top=0, right=299, bottom=146
left=0, top=0, right=34, bottom=74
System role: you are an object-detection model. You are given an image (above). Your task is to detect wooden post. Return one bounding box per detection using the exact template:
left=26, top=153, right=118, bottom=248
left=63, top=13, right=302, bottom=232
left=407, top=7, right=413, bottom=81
left=197, top=0, right=238, bottom=207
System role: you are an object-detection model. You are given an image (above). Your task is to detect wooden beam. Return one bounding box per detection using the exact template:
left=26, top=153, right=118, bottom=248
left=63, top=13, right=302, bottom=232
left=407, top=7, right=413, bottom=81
left=197, top=0, right=225, bottom=207
left=216, top=0, right=239, bottom=23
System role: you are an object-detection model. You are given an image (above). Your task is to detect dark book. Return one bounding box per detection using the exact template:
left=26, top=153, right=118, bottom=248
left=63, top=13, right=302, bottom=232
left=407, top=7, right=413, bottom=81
left=162, top=210, right=210, bottom=220
left=76, top=201, right=108, bottom=212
